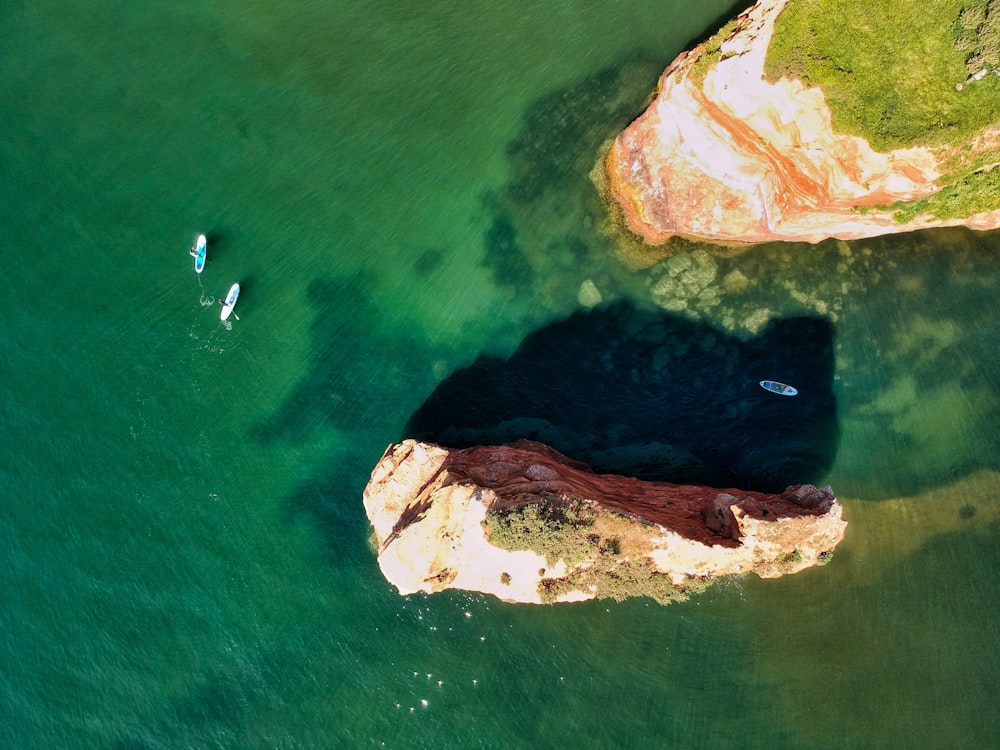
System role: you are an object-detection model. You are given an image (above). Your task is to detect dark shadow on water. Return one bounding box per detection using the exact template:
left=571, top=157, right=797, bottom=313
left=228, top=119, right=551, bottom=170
left=407, top=302, right=839, bottom=493
left=203, top=230, right=227, bottom=251
left=278, top=449, right=388, bottom=580
left=250, top=271, right=444, bottom=572
left=252, top=272, right=439, bottom=445
left=467, top=48, right=845, bottom=493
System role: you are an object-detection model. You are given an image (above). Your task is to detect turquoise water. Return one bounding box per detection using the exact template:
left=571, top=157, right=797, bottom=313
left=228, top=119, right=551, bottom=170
left=2, top=2, right=999, bottom=748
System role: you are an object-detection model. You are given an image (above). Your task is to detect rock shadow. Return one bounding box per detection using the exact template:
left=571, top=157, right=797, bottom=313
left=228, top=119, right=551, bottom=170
left=250, top=272, right=446, bottom=573
left=252, top=272, right=438, bottom=446
left=407, top=302, right=839, bottom=494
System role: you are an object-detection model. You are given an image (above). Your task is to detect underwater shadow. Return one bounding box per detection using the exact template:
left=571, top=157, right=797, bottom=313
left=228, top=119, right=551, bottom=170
left=249, top=272, right=448, bottom=570
left=203, top=229, right=228, bottom=251
left=253, top=272, right=438, bottom=445
left=481, top=53, right=673, bottom=306
left=407, top=302, right=839, bottom=494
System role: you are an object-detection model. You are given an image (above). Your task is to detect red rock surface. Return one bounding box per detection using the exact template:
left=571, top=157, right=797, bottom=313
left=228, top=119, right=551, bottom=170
left=363, top=439, right=847, bottom=604
left=605, top=0, right=1000, bottom=246
left=441, top=440, right=835, bottom=546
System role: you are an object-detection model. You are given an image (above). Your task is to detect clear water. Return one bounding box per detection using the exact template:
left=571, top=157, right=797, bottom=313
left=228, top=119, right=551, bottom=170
left=2, top=2, right=999, bottom=748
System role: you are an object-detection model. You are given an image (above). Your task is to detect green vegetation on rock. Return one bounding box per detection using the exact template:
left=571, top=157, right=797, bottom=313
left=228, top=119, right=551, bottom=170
left=765, top=0, right=1000, bottom=150
left=689, top=17, right=741, bottom=85
left=539, top=558, right=709, bottom=606
left=765, top=0, right=1000, bottom=220
left=483, top=499, right=712, bottom=605
left=954, top=1, right=1000, bottom=77
left=887, top=167, right=1000, bottom=222
left=484, top=499, right=600, bottom=567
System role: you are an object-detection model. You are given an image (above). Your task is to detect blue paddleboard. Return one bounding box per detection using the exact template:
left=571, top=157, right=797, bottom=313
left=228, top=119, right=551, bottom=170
left=191, top=234, right=207, bottom=274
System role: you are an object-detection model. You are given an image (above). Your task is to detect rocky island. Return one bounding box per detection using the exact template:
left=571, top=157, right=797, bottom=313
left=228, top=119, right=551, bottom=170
left=606, top=0, right=1000, bottom=245
left=364, top=439, right=847, bottom=605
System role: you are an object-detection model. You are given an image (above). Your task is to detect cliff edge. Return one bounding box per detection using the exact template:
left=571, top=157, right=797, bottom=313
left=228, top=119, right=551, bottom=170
left=363, top=439, right=847, bottom=605
left=605, top=0, right=1000, bottom=246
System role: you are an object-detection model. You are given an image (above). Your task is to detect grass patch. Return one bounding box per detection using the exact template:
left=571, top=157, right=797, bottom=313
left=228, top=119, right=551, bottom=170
left=765, top=0, right=1000, bottom=151
left=485, top=498, right=599, bottom=567
left=885, top=165, right=1000, bottom=221
left=484, top=499, right=714, bottom=605
left=955, top=1, right=1000, bottom=76
left=550, top=558, right=712, bottom=605
left=688, top=18, right=741, bottom=86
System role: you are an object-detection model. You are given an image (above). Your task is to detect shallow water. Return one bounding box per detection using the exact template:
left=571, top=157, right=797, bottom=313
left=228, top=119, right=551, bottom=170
left=2, top=1, right=999, bottom=748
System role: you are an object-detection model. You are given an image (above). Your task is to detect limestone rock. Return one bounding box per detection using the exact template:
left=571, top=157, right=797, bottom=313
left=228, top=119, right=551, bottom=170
left=605, top=0, right=1000, bottom=246
left=577, top=279, right=603, bottom=308
left=363, top=439, right=847, bottom=605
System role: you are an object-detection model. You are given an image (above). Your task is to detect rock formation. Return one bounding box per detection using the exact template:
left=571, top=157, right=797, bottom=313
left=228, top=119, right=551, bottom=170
left=605, top=0, right=1000, bottom=246
left=363, top=439, right=847, bottom=605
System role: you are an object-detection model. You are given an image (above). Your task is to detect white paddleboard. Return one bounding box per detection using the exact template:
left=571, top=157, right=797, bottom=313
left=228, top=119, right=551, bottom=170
left=220, top=283, right=240, bottom=321
left=191, top=234, right=207, bottom=274
left=759, top=380, right=798, bottom=396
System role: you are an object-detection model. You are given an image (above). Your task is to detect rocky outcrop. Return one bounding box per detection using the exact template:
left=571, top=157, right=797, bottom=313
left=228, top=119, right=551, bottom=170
left=363, top=439, right=847, bottom=605
left=605, top=0, right=1000, bottom=246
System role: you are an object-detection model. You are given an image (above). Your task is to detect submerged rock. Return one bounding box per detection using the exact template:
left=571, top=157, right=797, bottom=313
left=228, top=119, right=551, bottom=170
left=363, top=439, right=847, bottom=605
left=649, top=248, right=720, bottom=313
left=577, top=279, right=603, bottom=307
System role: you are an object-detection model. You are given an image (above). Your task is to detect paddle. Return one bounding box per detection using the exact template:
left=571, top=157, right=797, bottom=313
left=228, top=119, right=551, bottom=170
left=218, top=298, right=239, bottom=321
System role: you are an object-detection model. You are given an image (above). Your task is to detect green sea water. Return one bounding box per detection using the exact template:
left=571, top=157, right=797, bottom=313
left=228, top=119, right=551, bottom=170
left=2, top=2, right=999, bottom=748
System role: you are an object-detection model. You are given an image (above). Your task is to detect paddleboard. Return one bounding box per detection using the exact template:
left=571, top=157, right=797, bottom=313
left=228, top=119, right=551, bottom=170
left=220, top=283, right=240, bottom=321
left=759, top=380, right=798, bottom=396
left=191, top=234, right=207, bottom=273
